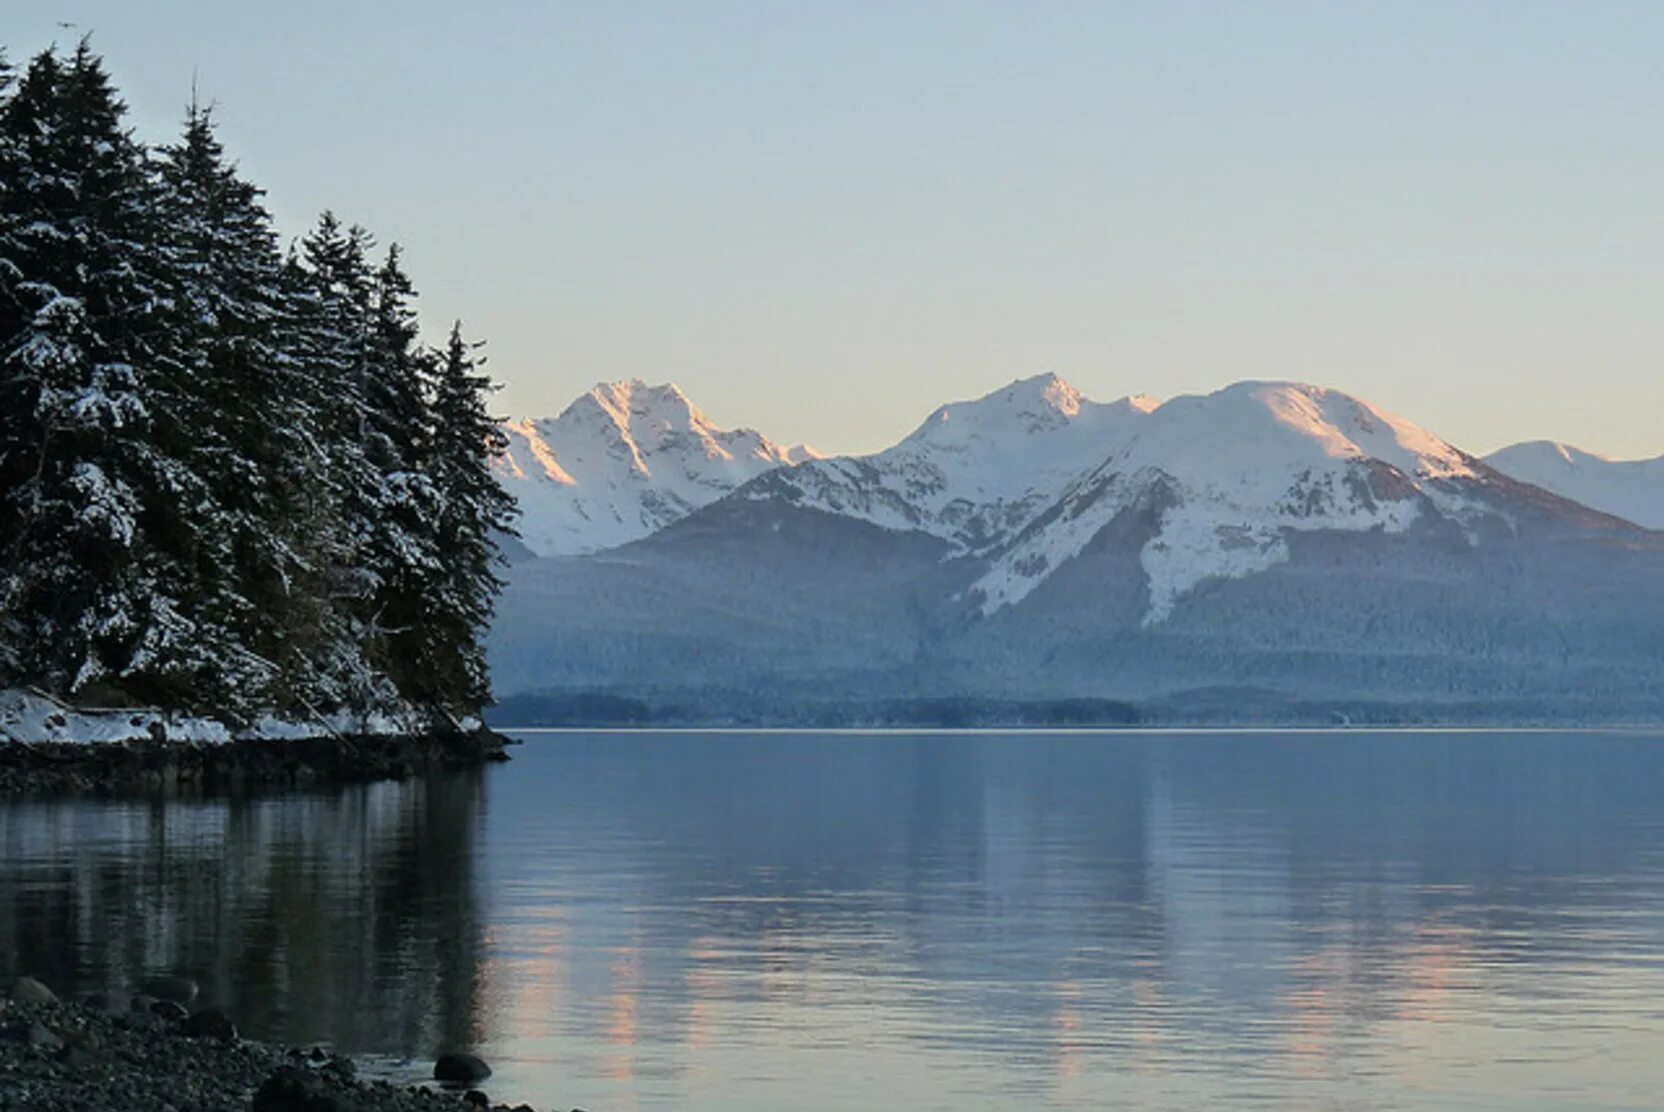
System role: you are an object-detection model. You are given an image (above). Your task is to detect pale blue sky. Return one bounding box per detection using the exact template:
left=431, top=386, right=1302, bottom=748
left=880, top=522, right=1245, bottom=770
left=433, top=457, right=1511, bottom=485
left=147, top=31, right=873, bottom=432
left=6, top=2, right=1663, bottom=456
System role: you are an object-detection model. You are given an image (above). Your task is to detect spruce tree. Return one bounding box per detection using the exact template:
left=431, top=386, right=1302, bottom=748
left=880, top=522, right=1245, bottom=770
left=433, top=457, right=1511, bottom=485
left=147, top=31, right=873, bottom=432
left=151, top=100, right=323, bottom=714
left=359, top=245, right=445, bottom=706
left=0, top=41, right=215, bottom=707
left=422, top=324, right=518, bottom=715
left=0, top=41, right=515, bottom=728
left=290, top=212, right=388, bottom=715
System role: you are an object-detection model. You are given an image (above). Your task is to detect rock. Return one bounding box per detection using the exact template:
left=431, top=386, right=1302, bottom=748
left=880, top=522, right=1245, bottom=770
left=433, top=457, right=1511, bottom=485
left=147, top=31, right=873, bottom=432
left=26, top=1021, right=63, bottom=1051
left=433, top=1051, right=492, bottom=1082
left=323, top=1053, right=356, bottom=1079
left=181, top=1005, right=237, bottom=1041
left=252, top=1065, right=352, bottom=1112
left=8, top=976, right=58, bottom=1004
left=462, top=1091, right=490, bottom=1109
left=149, top=998, right=189, bottom=1023
left=140, top=975, right=199, bottom=1005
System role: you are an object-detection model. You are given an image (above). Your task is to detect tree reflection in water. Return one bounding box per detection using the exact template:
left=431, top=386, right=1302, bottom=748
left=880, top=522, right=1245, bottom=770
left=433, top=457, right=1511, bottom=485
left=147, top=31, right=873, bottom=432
left=0, top=772, right=488, bottom=1058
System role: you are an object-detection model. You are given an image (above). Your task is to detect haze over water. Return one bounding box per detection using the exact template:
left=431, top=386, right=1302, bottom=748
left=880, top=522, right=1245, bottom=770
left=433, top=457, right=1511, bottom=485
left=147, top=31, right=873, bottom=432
left=3, top=731, right=1664, bottom=1110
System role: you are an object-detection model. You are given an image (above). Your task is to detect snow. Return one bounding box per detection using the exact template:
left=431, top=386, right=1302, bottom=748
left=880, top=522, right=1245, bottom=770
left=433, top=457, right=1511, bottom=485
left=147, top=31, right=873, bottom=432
left=746, top=373, right=1160, bottom=554
left=68, top=460, right=139, bottom=545
left=745, top=375, right=1481, bottom=615
left=1485, top=441, right=1664, bottom=530
left=972, top=382, right=1480, bottom=623
left=494, top=380, right=820, bottom=556
left=0, top=688, right=439, bottom=745
left=494, top=374, right=1647, bottom=631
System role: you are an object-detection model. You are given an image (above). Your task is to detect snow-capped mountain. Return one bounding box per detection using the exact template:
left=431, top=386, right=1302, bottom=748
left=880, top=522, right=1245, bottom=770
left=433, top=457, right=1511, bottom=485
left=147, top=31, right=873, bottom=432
left=740, top=373, right=1158, bottom=554
left=489, top=375, right=1664, bottom=724
left=494, top=380, right=818, bottom=556
left=1485, top=441, right=1664, bottom=530
left=973, top=382, right=1489, bottom=622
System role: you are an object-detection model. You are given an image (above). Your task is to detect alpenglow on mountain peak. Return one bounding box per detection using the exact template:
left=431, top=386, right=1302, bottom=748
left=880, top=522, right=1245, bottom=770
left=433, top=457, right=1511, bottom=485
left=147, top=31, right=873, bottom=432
left=491, top=373, right=1664, bottom=724
left=495, top=374, right=1663, bottom=597
left=493, top=378, right=820, bottom=556
left=908, top=372, right=1160, bottom=443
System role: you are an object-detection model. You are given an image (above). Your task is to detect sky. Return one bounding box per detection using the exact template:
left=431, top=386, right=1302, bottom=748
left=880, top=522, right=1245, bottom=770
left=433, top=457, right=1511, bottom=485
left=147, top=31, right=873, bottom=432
left=5, top=2, right=1663, bottom=458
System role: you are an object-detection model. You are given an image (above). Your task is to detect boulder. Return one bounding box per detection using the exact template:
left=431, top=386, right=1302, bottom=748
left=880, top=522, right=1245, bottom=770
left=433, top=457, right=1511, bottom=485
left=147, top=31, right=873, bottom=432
left=252, top=1065, right=353, bottom=1112
left=8, top=976, right=58, bottom=1005
left=433, top=1051, right=492, bottom=1082
left=26, top=1021, right=63, bottom=1051
left=182, top=1005, right=237, bottom=1041
left=149, top=998, right=189, bottom=1023
left=140, top=975, right=199, bottom=1005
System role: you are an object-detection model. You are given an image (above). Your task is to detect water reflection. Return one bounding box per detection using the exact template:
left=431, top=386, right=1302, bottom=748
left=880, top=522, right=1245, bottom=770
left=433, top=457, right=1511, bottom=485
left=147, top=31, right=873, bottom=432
left=0, top=774, right=488, bottom=1056
left=4, top=732, right=1664, bottom=1110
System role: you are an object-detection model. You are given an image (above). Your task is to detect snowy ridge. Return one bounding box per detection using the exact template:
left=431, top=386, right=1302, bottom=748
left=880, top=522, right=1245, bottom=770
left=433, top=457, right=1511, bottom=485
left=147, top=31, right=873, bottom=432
left=1485, top=441, right=1664, bottom=530
left=495, top=380, right=819, bottom=555
left=972, top=382, right=1483, bottom=622
left=741, top=373, right=1159, bottom=553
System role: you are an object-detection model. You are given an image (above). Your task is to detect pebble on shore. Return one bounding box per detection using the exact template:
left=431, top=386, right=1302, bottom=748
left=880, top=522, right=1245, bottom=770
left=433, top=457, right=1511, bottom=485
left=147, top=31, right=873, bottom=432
left=0, top=976, right=559, bottom=1112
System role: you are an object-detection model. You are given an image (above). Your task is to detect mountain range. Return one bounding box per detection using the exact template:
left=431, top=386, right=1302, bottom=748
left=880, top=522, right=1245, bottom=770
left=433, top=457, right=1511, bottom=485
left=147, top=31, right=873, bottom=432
left=488, top=376, right=1664, bottom=725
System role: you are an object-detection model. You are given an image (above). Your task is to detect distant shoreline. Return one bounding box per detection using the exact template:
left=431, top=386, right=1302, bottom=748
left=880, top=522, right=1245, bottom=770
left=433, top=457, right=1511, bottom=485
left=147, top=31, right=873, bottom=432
left=484, top=691, right=1664, bottom=733
left=495, top=723, right=1664, bottom=735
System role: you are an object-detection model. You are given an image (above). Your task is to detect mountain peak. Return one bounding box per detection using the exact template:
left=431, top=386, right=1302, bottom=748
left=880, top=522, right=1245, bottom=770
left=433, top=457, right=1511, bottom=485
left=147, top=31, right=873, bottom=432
left=1486, top=440, right=1664, bottom=529
left=495, top=381, right=809, bottom=555
left=1491, top=439, right=1609, bottom=468
left=576, top=379, right=704, bottom=433
left=1008, top=371, right=1083, bottom=415
left=973, top=379, right=1485, bottom=622
left=910, top=373, right=1113, bottom=445
left=1180, top=381, right=1476, bottom=480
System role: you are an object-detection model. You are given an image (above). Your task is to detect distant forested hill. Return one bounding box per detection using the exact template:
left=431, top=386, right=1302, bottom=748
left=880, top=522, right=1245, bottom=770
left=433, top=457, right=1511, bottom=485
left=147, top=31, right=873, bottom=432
left=0, top=40, right=516, bottom=729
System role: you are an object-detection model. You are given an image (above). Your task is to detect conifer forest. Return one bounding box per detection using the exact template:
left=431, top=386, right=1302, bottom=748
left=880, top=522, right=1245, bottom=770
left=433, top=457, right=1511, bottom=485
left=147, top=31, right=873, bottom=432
left=0, top=40, right=518, bottom=727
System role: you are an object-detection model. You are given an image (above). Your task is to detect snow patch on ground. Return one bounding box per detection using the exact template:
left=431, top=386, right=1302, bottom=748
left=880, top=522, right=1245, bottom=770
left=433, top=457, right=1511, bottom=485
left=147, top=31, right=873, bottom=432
left=0, top=689, right=448, bottom=745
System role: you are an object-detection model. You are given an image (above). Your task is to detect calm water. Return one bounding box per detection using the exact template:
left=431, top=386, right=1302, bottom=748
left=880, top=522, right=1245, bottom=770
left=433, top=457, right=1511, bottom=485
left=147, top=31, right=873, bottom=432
left=4, top=731, right=1664, bottom=1110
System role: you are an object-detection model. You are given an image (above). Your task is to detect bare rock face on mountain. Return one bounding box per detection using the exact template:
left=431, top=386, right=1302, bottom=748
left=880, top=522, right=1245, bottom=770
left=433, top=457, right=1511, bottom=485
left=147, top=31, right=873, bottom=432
left=1486, top=441, right=1664, bottom=530
left=489, top=377, right=1664, bottom=723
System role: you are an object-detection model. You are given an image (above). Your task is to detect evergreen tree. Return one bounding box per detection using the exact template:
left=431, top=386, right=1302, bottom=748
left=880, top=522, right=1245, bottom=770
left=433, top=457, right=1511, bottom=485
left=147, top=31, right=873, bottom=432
left=422, top=324, right=518, bottom=714
left=358, top=245, right=445, bottom=706
left=151, top=100, right=323, bottom=713
left=290, top=211, right=388, bottom=714
left=0, top=41, right=215, bottom=706
left=0, top=40, right=515, bottom=727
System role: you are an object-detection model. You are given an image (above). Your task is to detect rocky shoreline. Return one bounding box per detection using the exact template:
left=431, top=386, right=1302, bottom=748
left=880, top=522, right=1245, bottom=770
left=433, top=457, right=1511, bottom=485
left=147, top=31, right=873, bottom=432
left=0, top=729, right=512, bottom=797
left=0, top=976, right=558, bottom=1111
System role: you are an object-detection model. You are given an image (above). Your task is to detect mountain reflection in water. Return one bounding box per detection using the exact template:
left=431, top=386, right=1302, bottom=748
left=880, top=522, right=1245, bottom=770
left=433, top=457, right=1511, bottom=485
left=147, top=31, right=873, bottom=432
left=3, top=731, right=1664, bottom=1111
